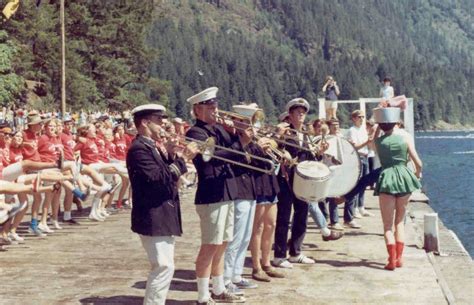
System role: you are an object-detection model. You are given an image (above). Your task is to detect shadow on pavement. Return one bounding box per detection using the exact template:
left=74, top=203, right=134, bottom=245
left=80, top=295, right=143, bottom=304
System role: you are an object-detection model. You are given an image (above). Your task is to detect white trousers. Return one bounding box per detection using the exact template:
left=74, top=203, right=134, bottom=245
left=139, top=235, right=175, bottom=305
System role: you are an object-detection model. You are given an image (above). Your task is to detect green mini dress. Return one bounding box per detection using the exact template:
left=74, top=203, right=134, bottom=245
left=374, top=133, right=421, bottom=195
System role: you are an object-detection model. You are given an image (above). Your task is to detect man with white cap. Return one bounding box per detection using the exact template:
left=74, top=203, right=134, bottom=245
left=274, top=98, right=316, bottom=268
left=186, top=87, right=246, bottom=304
left=127, top=104, right=198, bottom=305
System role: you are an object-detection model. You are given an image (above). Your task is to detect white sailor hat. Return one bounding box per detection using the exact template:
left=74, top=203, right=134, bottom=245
left=286, top=98, right=310, bottom=113
left=172, top=117, right=184, bottom=124
left=232, top=103, right=259, bottom=117
left=278, top=111, right=290, bottom=122
left=131, top=104, right=168, bottom=117
left=187, top=87, right=219, bottom=105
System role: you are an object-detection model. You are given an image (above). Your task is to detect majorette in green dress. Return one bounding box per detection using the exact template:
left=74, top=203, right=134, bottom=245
left=374, top=133, right=421, bottom=195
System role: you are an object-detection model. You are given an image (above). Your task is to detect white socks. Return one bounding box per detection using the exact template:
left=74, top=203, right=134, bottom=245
left=231, top=275, right=242, bottom=283
left=197, top=277, right=210, bottom=303
left=212, top=275, right=225, bottom=295
left=63, top=211, right=71, bottom=221
left=321, top=227, right=331, bottom=237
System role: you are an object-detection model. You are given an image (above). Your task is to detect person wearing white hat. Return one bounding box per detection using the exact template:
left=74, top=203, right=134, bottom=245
left=372, top=107, right=422, bottom=270
left=274, top=98, right=316, bottom=268
left=127, top=104, right=198, bottom=305
left=186, top=87, right=246, bottom=304
left=222, top=103, right=261, bottom=292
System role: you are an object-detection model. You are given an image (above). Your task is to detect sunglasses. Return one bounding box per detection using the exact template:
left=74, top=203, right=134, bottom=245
left=198, top=98, right=218, bottom=105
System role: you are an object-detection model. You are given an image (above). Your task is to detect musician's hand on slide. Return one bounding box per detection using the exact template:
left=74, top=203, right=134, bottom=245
left=276, top=123, right=290, bottom=136
left=183, top=142, right=199, bottom=161
left=257, top=137, right=272, bottom=152
left=319, top=141, right=329, bottom=153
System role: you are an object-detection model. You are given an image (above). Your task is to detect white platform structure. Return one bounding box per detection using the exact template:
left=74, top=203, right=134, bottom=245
left=317, top=97, right=415, bottom=139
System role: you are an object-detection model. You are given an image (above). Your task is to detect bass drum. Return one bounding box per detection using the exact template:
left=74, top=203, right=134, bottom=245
left=313, top=135, right=361, bottom=197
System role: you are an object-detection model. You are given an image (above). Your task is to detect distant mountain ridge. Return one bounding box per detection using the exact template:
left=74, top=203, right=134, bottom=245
left=149, top=0, right=473, bottom=129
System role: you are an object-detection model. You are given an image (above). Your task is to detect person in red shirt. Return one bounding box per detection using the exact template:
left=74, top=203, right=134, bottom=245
left=113, top=124, right=127, bottom=161
left=75, top=124, right=116, bottom=222
left=37, top=119, right=87, bottom=232
left=106, top=128, right=129, bottom=209
left=59, top=116, right=83, bottom=224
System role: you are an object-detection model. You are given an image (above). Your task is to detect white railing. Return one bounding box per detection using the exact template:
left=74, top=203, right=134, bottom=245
left=317, top=98, right=415, bottom=138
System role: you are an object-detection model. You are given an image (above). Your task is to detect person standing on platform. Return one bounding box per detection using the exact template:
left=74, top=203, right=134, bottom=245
left=322, top=76, right=340, bottom=120
left=379, top=77, right=395, bottom=100
left=127, top=104, right=198, bottom=305
left=372, top=107, right=422, bottom=270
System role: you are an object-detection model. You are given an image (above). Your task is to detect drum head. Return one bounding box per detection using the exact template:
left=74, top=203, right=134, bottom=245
left=313, top=135, right=361, bottom=197
left=296, top=161, right=331, bottom=180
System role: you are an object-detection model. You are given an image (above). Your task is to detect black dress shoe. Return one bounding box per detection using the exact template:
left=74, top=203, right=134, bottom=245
left=63, top=218, right=80, bottom=225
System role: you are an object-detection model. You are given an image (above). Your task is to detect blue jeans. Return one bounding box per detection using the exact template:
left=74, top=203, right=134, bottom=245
left=308, top=202, right=327, bottom=228
left=355, top=156, right=369, bottom=208
left=319, top=200, right=339, bottom=225
left=224, top=199, right=256, bottom=280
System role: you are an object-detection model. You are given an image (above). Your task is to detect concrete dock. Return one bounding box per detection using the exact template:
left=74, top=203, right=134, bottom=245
left=0, top=189, right=472, bottom=305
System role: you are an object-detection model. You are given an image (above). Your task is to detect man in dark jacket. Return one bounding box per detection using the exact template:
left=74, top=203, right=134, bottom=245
left=186, top=87, right=246, bottom=304
left=127, top=104, right=197, bottom=305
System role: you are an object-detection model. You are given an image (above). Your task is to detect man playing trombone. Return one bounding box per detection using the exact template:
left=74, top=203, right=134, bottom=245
left=186, top=87, right=247, bottom=304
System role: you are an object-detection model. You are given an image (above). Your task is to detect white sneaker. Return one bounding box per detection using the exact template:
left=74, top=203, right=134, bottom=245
left=98, top=209, right=110, bottom=218
left=8, top=232, right=25, bottom=243
left=344, top=220, right=362, bottom=229
left=272, top=258, right=293, bottom=269
left=89, top=213, right=105, bottom=222
left=359, top=208, right=374, bottom=217
left=38, top=223, right=55, bottom=233
left=328, top=223, right=345, bottom=231
left=51, top=220, right=63, bottom=230
left=353, top=209, right=363, bottom=219
left=288, top=254, right=315, bottom=264
left=1, top=236, right=18, bottom=245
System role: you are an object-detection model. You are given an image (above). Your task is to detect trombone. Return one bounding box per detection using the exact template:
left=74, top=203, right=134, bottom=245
left=161, top=131, right=277, bottom=175
left=216, top=109, right=324, bottom=160
left=217, top=109, right=296, bottom=165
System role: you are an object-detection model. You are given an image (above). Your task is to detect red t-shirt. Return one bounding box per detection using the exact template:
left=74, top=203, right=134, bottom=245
left=5, top=146, right=23, bottom=166
left=0, top=149, right=5, bottom=179
left=22, top=130, right=42, bottom=162
left=95, top=135, right=108, bottom=163
left=124, top=133, right=134, bottom=149
left=113, top=136, right=127, bottom=161
left=38, top=134, right=61, bottom=163
left=74, top=138, right=99, bottom=165
left=60, top=132, right=76, bottom=161
left=105, top=141, right=118, bottom=160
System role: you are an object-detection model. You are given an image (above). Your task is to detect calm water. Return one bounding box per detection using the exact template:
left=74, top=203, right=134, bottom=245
left=415, top=131, right=474, bottom=256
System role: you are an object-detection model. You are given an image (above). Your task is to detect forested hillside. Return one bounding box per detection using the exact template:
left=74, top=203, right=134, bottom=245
left=1, top=0, right=473, bottom=129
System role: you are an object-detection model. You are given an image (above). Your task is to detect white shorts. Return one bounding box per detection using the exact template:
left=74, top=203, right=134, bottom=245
left=2, top=162, right=24, bottom=182
left=325, top=100, right=338, bottom=110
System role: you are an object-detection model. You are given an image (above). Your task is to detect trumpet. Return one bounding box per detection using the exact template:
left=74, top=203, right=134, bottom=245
left=160, top=130, right=277, bottom=175
left=256, top=125, right=324, bottom=156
